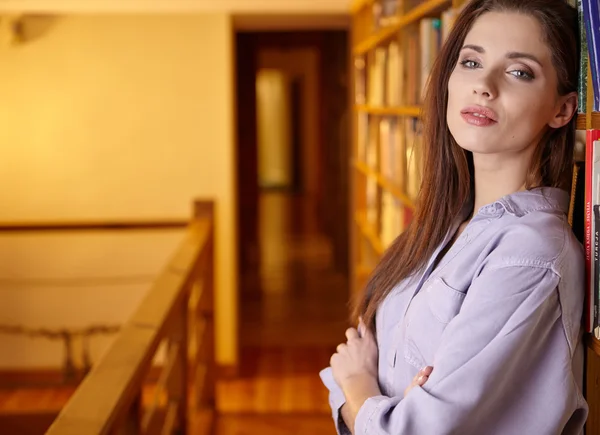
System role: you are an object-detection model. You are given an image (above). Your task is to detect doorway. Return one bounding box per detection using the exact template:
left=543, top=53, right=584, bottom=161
left=229, top=29, right=350, bottom=413
left=236, top=30, right=350, bottom=278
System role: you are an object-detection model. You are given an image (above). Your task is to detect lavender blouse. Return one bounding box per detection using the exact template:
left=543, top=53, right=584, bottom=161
left=320, top=187, right=587, bottom=435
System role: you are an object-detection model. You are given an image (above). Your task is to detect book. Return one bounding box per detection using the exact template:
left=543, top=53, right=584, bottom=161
left=594, top=204, right=600, bottom=338
left=381, top=191, right=400, bottom=246
left=387, top=41, right=401, bottom=106
left=584, top=130, right=600, bottom=332
left=594, top=138, right=600, bottom=338
left=441, top=8, right=458, bottom=43
left=355, top=55, right=367, bottom=105
left=569, top=0, right=589, bottom=113
left=406, top=31, right=420, bottom=105
left=582, top=0, right=600, bottom=111
left=405, top=117, right=423, bottom=199
left=569, top=160, right=584, bottom=232
left=357, top=113, right=369, bottom=163
left=419, top=18, right=442, bottom=102
left=379, top=0, right=400, bottom=27
left=368, top=47, right=387, bottom=106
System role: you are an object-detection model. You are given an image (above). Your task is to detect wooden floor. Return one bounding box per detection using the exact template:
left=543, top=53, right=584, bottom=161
left=0, top=192, right=349, bottom=435
left=212, top=414, right=334, bottom=434
left=214, top=192, right=348, bottom=433
left=0, top=386, right=75, bottom=413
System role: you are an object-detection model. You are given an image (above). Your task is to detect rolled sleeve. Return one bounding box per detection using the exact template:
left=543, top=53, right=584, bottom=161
left=353, top=265, right=575, bottom=434
left=355, top=395, right=401, bottom=433
left=319, top=366, right=351, bottom=434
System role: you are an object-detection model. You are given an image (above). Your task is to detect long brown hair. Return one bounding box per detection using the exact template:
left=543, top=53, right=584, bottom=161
left=356, top=0, right=580, bottom=330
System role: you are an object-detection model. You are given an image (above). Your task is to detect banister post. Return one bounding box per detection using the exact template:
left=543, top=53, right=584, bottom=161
left=193, top=201, right=214, bottom=224
left=117, top=392, right=142, bottom=435
left=191, top=200, right=216, bottom=413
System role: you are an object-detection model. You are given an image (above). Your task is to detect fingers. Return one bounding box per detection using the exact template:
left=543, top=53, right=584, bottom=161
left=413, top=366, right=433, bottom=385
left=358, top=319, right=378, bottom=346
left=358, top=316, right=365, bottom=337
left=334, top=328, right=358, bottom=358
left=345, top=327, right=359, bottom=341
left=405, top=366, right=433, bottom=397
left=420, top=366, right=433, bottom=377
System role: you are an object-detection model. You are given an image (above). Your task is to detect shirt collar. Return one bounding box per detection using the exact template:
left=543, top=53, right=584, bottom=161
left=492, top=187, right=569, bottom=217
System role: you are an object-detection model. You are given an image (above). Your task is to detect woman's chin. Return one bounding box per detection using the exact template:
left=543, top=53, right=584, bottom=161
left=454, top=138, right=495, bottom=154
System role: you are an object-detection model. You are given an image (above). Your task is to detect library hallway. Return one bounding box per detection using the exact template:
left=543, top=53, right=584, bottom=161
left=0, top=192, right=350, bottom=435
left=212, top=191, right=349, bottom=433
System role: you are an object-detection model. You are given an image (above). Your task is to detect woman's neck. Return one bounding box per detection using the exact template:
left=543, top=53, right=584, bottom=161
left=471, top=153, right=529, bottom=216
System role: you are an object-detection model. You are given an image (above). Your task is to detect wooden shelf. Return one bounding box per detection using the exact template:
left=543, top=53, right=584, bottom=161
left=355, top=105, right=422, bottom=117
left=350, top=0, right=374, bottom=13
left=590, top=334, right=600, bottom=357
left=354, top=160, right=416, bottom=209
left=355, top=212, right=384, bottom=255
left=576, top=112, right=600, bottom=130
left=353, top=0, right=452, bottom=55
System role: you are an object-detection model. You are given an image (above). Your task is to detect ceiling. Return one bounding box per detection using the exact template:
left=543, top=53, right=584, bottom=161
left=0, top=0, right=353, bottom=14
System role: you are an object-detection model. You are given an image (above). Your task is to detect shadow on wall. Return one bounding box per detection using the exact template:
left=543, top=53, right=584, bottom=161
left=0, top=14, right=58, bottom=45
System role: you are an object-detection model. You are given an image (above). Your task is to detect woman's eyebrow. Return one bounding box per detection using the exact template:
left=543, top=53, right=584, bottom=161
left=506, top=51, right=543, bottom=67
left=461, top=44, right=484, bottom=53
left=461, top=44, right=543, bottom=67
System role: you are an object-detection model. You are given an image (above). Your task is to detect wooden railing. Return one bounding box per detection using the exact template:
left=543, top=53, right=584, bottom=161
left=44, top=200, right=216, bottom=435
left=0, top=219, right=189, bottom=232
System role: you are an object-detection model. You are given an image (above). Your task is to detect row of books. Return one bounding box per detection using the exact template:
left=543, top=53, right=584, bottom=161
left=359, top=115, right=423, bottom=196
left=362, top=0, right=599, bottom=111
left=360, top=115, right=422, bottom=246
left=365, top=186, right=413, bottom=248
left=570, top=0, right=600, bottom=112
left=569, top=1, right=600, bottom=338
left=354, top=1, right=454, bottom=258
left=369, top=0, right=455, bottom=32
left=371, top=0, right=400, bottom=30
left=360, top=0, right=600, bottom=111
left=355, top=5, right=459, bottom=107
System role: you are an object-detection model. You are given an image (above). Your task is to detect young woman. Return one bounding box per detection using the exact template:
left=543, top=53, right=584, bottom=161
left=320, top=0, right=587, bottom=433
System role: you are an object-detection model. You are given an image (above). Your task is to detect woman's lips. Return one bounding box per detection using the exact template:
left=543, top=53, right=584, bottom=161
left=460, top=105, right=498, bottom=127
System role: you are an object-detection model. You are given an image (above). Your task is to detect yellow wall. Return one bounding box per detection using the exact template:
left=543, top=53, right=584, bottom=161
left=0, top=14, right=237, bottom=367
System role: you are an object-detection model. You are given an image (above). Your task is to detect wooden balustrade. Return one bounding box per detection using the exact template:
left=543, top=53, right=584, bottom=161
left=44, top=200, right=216, bottom=435
left=0, top=219, right=189, bottom=232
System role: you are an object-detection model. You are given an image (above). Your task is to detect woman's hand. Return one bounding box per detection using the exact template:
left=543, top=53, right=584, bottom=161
left=330, top=320, right=379, bottom=394
left=404, top=366, right=433, bottom=397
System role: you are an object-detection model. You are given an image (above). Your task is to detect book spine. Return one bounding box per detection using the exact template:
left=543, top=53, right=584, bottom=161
left=595, top=204, right=600, bottom=336
left=594, top=139, right=600, bottom=336
left=569, top=162, right=580, bottom=227
left=578, top=0, right=588, bottom=113
left=583, top=0, right=600, bottom=111
left=585, top=130, right=600, bottom=332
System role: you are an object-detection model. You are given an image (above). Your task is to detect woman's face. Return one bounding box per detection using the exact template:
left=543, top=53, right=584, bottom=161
left=446, top=11, right=573, bottom=162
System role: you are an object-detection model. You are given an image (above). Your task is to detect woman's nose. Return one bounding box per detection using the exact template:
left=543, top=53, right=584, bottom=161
left=472, top=78, right=496, bottom=99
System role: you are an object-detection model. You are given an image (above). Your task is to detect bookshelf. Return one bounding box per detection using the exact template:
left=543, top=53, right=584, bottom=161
left=350, top=0, right=460, bottom=294
left=349, top=0, right=600, bottom=432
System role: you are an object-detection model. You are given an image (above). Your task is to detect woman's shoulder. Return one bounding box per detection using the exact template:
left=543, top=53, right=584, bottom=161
left=487, top=204, right=582, bottom=272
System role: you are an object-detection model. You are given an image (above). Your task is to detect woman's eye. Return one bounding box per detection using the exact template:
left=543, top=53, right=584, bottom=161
left=460, top=59, right=479, bottom=69
left=510, top=69, right=534, bottom=81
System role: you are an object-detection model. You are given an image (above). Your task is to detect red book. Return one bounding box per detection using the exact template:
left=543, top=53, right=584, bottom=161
left=585, top=129, right=600, bottom=332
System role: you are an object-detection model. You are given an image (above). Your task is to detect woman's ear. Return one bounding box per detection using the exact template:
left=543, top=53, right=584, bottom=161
left=548, top=92, right=578, bottom=129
